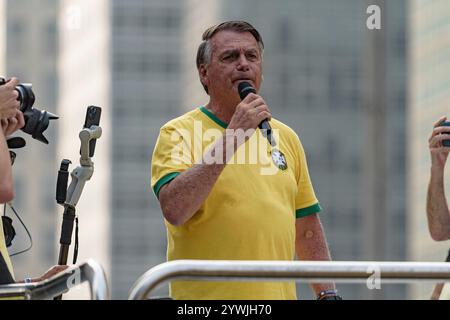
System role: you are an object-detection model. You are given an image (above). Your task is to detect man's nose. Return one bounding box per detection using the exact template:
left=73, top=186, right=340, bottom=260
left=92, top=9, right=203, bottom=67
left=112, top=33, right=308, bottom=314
left=236, top=54, right=250, bottom=71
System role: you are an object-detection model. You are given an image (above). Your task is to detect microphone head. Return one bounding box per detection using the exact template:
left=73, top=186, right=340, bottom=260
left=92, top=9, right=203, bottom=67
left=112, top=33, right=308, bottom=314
left=238, top=81, right=256, bottom=100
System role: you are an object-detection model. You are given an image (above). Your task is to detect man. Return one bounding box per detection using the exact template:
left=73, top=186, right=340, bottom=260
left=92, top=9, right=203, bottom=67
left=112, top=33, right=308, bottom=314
left=0, top=77, right=66, bottom=285
left=427, top=117, right=450, bottom=300
left=427, top=116, right=450, bottom=241
left=151, top=21, right=339, bottom=300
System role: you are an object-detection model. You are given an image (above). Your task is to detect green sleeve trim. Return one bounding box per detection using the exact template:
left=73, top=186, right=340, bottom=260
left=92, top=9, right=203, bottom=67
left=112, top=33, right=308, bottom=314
left=199, top=106, right=228, bottom=129
left=153, top=172, right=181, bottom=199
left=296, top=203, right=322, bottom=218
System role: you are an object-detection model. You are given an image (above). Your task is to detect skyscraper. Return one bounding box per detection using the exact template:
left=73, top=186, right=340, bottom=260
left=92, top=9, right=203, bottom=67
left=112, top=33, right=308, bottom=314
left=1, top=0, right=417, bottom=300
left=58, top=0, right=111, bottom=298
left=4, top=0, right=60, bottom=285
left=109, top=0, right=188, bottom=298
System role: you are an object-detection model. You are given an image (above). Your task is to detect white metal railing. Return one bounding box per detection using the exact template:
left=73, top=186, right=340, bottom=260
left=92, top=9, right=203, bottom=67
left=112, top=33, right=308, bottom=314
left=0, top=259, right=110, bottom=300
left=128, top=260, right=450, bottom=300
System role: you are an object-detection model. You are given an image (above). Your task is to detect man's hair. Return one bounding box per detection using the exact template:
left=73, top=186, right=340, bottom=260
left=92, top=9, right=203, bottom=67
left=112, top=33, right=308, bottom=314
left=196, top=21, right=264, bottom=94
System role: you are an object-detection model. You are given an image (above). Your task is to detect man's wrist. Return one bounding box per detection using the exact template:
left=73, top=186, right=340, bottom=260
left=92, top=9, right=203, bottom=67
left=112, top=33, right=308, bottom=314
left=317, top=289, right=342, bottom=300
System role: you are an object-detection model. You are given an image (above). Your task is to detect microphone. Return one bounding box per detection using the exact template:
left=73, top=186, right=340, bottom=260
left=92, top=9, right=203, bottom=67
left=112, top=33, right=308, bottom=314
left=237, top=81, right=275, bottom=146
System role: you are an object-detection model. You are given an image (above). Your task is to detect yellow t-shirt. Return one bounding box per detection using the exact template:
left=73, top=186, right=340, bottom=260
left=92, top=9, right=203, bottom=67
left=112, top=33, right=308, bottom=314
left=151, top=107, right=321, bottom=300
left=0, top=215, right=15, bottom=280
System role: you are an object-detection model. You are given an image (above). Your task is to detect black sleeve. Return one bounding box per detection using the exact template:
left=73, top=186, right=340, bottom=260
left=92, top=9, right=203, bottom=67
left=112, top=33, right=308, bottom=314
left=0, top=252, right=14, bottom=285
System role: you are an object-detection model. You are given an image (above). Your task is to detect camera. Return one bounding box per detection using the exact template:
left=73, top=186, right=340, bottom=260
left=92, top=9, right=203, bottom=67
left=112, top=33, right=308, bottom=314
left=439, top=121, right=450, bottom=147
left=0, top=78, right=58, bottom=144
left=15, top=83, right=58, bottom=144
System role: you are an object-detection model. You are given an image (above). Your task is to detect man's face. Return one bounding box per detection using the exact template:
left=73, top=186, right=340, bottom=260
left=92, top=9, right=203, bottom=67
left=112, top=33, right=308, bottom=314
left=200, top=30, right=263, bottom=103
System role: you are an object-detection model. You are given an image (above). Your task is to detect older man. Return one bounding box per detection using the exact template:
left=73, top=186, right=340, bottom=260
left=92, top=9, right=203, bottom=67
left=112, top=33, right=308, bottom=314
left=151, top=21, right=339, bottom=300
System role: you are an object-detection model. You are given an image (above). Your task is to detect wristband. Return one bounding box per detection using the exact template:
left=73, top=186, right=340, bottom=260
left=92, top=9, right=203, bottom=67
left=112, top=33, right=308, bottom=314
left=317, top=289, right=341, bottom=300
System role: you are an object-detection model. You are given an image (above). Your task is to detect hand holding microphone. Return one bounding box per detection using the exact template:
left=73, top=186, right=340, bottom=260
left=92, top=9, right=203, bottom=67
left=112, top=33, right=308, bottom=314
left=227, top=81, right=275, bottom=146
left=236, top=82, right=275, bottom=146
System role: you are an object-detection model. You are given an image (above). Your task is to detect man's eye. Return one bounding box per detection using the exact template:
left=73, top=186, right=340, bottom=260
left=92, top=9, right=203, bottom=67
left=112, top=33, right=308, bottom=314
left=222, top=54, right=235, bottom=61
left=246, top=53, right=259, bottom=60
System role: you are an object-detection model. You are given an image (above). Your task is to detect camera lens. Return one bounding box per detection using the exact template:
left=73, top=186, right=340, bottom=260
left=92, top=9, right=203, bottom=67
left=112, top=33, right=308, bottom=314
left=15, top=83, right=35, bottom=112
left=14, top=83, right=58, bottom=144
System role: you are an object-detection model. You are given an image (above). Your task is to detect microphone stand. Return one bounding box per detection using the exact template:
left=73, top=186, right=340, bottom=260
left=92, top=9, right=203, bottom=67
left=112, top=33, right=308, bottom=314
left=54, top=125, right=102, bottom=300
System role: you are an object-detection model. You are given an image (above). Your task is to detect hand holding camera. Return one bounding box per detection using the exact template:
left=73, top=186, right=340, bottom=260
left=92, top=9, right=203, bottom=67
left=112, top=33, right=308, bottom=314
left=429, top=116, right=450, bottom=171
left=1, top=110, right=25, bottom=137
left=0, top=77, right=20, bottom=120
left=0, top=76, right=58, bottom=144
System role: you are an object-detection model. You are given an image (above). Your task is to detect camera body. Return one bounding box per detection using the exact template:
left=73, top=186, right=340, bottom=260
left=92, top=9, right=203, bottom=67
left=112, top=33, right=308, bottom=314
left=0, top=78, right=58, bottom=144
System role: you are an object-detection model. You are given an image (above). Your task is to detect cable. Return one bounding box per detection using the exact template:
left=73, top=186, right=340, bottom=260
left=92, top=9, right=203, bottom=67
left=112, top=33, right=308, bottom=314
left=7, top=203, right=33, bottom=257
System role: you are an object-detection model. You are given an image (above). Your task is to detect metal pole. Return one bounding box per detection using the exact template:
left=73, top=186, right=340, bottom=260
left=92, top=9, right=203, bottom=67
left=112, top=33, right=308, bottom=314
left=128, top=260, right=450, bottom=300
left=0, top=260, right=110, bottom=300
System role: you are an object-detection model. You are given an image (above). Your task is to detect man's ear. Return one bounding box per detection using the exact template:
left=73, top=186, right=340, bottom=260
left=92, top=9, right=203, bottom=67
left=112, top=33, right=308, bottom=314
left=199, top=65, right=208, bottom=86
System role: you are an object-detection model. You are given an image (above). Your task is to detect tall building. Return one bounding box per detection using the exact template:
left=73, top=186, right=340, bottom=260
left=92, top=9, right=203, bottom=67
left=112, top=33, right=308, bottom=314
left=4, top=0, right=60, bottom=284
left=109, top=0, right=190, bottom=298
left=408, top=0, right=450, bottom=299
left=58, top=0, right=111, bottom=298
left=0, top=0, right=421, bottom=300
left=59, top=0, right=216, bottom=298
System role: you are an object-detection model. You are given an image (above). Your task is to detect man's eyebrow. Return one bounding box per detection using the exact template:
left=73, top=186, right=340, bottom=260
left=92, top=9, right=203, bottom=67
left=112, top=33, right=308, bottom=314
left=220, top=48, right=259, bottom=55
left=220, top=49, right=239, bottom=56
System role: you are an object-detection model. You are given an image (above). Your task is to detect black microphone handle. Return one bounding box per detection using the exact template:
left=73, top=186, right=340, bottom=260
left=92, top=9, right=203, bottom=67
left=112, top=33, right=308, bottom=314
left=259, top=119, right=274, bottom=146
left=238, top=82, right=275, bottom=146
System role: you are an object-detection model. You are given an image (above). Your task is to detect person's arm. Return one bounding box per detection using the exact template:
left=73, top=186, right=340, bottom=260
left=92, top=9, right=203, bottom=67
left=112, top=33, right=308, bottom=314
left=0, top=77, right=19, bottom=120
left=427, top=174, right=450, bottom=241
left=18, top=265, right=69, bottom=283
left=0, top=129, right=13, bottom=203
left=427, top=116, right=450, bottom=241
left=295, top=213, right=337, bottom=299
left=159, top=93, right=271, bottom=226
left=0, top=78, right=20, bottom=203
left=0, top=111, right=25, bottom=203
left=159, top=133, right=232, bottom=226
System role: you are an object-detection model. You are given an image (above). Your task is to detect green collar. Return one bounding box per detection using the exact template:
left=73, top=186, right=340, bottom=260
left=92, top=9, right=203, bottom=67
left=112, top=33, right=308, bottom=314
left=199, top=106, right=228, bottom=129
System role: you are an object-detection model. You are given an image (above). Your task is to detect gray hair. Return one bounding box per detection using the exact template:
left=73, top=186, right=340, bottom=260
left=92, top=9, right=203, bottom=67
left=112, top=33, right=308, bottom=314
left=196, top=21, right=264, bottom=94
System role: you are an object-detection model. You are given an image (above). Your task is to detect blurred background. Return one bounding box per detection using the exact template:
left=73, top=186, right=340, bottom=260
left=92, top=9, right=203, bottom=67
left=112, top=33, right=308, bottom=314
left=1, top=0, right=449, bottom=299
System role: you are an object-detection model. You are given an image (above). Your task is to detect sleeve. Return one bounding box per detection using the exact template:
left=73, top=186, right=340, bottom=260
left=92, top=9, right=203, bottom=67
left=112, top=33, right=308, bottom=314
left=293, top=134, right=322, bottom=219
left=151, top=125, right=193, bottom=199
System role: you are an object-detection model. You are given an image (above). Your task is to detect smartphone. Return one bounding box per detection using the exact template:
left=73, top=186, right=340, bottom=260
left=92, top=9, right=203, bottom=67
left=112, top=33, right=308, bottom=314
left=81, top=106, right=101, bottom=157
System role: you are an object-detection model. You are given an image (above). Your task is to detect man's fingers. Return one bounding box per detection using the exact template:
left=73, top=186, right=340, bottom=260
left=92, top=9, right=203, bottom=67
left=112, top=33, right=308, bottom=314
left=1, top=118, right=7, bottom=131
left=16, top=111, right=25, bottom=129
left=253, top=104, right=270, bottom=116
left=11, top=90, right=19, bottom=101
left=246, top=97, right=267, bottom=110
left=5, top=118, right=17, bottom=136
left=430, top=134, right=450, bottom=147
left=430, top=126, right=450, bottom=142
left=433, top=147, right=450, bottom=153
left=6, top=77, right=19, bottom=88
left=241, top=92, right=259, bottom=103
left=7, top=96, right=20, bottom=109
left=256, top=111, right=272, bottom=123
